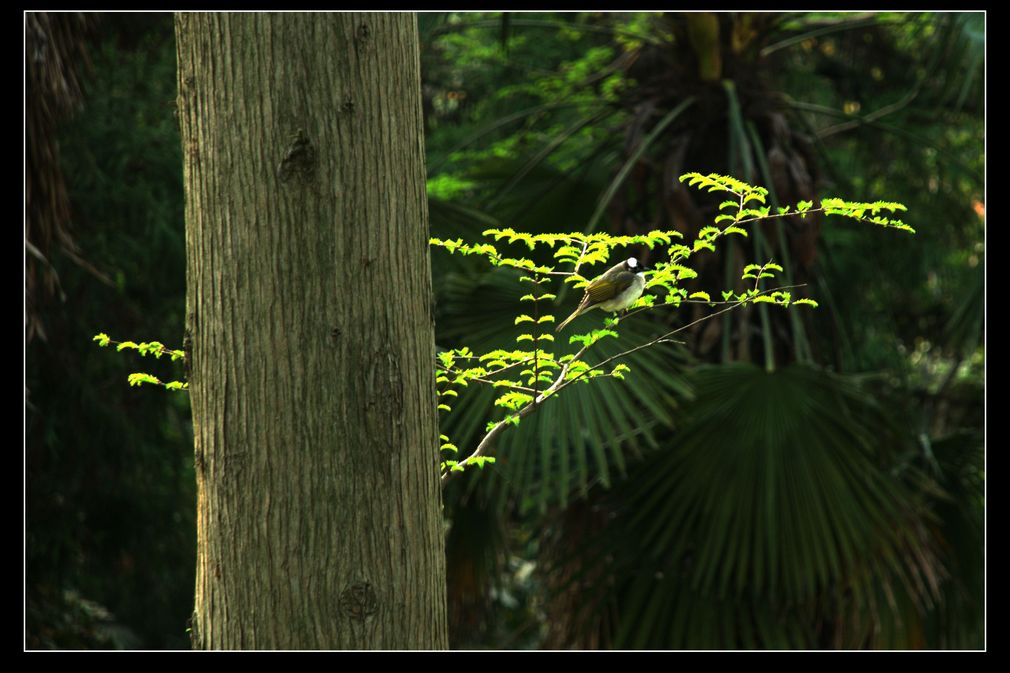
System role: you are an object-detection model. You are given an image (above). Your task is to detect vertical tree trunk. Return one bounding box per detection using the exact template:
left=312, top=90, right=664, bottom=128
left=174, top=13, right=447, bottom=649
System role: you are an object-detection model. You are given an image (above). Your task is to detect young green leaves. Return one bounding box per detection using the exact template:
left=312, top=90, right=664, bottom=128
left=430, top=172, right=911, bottom=483
left=94, top=334, right=188, bottom=392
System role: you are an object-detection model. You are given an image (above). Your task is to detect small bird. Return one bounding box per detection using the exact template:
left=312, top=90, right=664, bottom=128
left=555, top=257, right=648, bottom=332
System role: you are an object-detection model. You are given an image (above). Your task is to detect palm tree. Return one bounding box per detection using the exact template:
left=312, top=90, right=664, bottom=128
left=422, top=11, right=982, bottom=649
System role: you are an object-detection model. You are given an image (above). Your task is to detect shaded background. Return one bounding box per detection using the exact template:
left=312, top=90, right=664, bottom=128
left=25, top=12, right=983, bottom=649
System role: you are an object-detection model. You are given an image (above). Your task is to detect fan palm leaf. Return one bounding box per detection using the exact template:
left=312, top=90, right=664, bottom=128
left=539, top=364, right=945, bottom=649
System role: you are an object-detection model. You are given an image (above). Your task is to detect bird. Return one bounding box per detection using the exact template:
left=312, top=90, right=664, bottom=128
left=555, top=257, right=648, bottom=332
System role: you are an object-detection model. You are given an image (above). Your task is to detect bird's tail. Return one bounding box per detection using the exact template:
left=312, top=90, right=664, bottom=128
left=555, top=307, right=582, bottom=333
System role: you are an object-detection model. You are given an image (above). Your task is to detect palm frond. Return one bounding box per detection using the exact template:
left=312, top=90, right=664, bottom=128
left=549, top=364, right=945, bottom=648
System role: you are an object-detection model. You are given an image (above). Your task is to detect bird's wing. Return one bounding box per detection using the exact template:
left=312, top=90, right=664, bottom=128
left=585, top=272, right=635, bottom=304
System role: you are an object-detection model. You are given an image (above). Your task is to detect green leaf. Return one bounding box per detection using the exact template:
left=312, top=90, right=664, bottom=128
left=689, top=291, right=711, bottom=301
left=127, top=372, right=160, bottom=387
left=610, top=363, right=632, bottom=380
left=495, top=391, right=535, bottom=410
left=470, top=456, right=495, bottom=470
left=93, top=333, right=111, bottom=347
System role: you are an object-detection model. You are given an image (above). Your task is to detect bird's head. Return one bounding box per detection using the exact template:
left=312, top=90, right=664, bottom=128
left=624, top=257, right=649, bottom=273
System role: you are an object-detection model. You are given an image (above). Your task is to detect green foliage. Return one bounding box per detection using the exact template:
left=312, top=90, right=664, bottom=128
left=602, top=364, right=946, bottom=649
left=680, top=173, right=915, bottom=233
left=94, top=334, right=188, bottom=392
left=46, top=11, right=980, bottom=651
left=423, top=10, right=978, bottom=652
left=432, top=172, right=910, bottom=482
left=27, top=14, right=193, bottom=649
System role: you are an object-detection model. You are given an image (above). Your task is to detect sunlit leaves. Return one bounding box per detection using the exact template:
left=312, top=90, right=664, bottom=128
left=610, top=363, right=631, bottom=380
left=469, top=456, right=496, bottom=469
left=95, top=334, right=188, bottom=392
left=495, top=391, right=535, bottom=410
left=742, top=261, right=784, bottom=282
left=820, top=197, right=915, bottom=233
left=429, top=172, right=908, bottom=484
left=680, top=172, right=769, bottom=204
left=568, top=328, right=619, bottom=347
left=127, top=372, right=160, bottom=387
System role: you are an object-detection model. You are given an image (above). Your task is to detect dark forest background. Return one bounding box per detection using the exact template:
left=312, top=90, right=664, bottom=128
left=26, top=12, right=983, bottom=649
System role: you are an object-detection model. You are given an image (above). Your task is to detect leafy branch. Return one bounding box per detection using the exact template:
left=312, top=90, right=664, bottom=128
left=432, top=172, right=912, bottom=482
left=92, top=333, right=189, bottom=392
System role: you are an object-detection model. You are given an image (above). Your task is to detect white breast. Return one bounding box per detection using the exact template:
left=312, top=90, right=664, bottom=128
left=596, top=273, right=645, bottom=312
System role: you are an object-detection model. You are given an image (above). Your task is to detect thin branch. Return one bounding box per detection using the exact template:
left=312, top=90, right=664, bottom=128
left=622, top=276, right=807, bottom=322
left=437, top=364, right=539, bottom=395
left=556, top=284, right=808, bottom=394
left=572, top=239, right=590, bottom=274
left=95, top=336, right=186, bottom=361
left=435, top=352, right=537, bottom=378
left=441, top=343, right=588, bottom=486
left=440, top=283, right=805, bottom=485
left=490, top=254, right=573, bottom=277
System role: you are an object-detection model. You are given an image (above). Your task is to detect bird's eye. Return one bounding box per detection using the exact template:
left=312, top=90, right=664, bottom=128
left=627, top=257, right=638, bottom=268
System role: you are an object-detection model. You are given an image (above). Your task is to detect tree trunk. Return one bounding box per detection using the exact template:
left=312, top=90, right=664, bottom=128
left=174, top=13, right=447, bottom=649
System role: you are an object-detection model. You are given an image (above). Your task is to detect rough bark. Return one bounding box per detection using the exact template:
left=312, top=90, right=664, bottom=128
left=175, top=12, right=447, bottom=649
